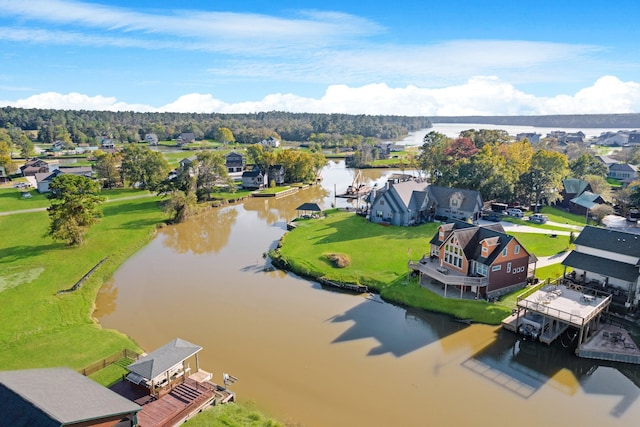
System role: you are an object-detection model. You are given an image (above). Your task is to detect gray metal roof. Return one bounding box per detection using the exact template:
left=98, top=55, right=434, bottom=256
left=0, top=367, right=140, bottom=425
left=562, top=251, right=639, bottom=282
left=127, top=338, right=202, bottom=380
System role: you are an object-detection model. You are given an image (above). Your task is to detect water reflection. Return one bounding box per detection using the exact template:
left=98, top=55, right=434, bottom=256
left=162, top=207, right=238, bottom=254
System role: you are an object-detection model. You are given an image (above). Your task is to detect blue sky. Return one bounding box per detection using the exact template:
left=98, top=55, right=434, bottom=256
left=1, top=0, right=639, bottom=115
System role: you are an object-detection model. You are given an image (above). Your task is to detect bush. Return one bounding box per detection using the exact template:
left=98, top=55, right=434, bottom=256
left=325, top=253, right=351, bottom=268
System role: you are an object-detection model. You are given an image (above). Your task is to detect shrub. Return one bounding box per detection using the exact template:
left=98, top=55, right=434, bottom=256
left=325, top=253, right=351, bottom=268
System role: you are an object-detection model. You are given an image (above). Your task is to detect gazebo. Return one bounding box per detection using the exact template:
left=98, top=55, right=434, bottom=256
left=125, top=338, right=208, bottom=395
left=295, top=202, right=322, bottom=218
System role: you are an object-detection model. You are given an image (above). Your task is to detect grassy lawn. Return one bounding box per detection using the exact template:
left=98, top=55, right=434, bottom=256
left=539, top=206, right=587, bottom=226
left=211, top=189, right=253, bottom=200
left=274, top=211, right=574, bottom=324
left=0, top=196, right=168, bottom=370
left=257, top=186, right=294, bottom=195
left=184, top=403, right=284, bottom=427
left=0, top=187, right=154, bottom=212
left=508, top=232, right=572, bottom=256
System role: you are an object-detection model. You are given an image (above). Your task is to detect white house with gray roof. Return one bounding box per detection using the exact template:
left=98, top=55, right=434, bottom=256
left=562, top=226, right=640, bottom=308
left=368, top=180, right=483, bottom=226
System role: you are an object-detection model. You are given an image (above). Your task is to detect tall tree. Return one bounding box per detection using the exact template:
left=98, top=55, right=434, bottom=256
left=120, top=144, right=170, bottom=190
left=47, top=174, right=104, bottom=246
left=94, top=151, right=121, bottom=189
left=216, top=127, right=235, bottom=147
left=417, top=131, right=449, bottom=183
left=518, top=150, right=569, bottom=209
left=569, top=153, right=609, bottom=179
left=196, top=150, right=232, bottom=200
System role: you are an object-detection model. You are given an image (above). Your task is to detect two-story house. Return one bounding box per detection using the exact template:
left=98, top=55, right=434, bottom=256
left=368, top=180, right=483, bottom=226
left=562, top=226, right=640, bottom=309
left=20, top=158, right=50, bottom=177
left=411, top=221, right=533, bottom=299
left=225, top=152, right=246, bottom=173
left=242, top=168, right=267, bottom=189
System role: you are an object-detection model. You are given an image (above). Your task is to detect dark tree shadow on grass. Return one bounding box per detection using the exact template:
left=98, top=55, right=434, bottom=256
left=0, top=242, right=66, bottom=263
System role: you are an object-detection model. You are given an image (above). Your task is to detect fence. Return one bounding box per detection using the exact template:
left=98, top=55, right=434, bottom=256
left=79, top=348, right=141, bottom=376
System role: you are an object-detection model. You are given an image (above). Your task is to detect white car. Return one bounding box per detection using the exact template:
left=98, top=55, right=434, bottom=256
left=505, top=208, right=524, bottom=217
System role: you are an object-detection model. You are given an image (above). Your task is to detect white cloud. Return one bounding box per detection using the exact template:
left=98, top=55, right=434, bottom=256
left=4, top=76, right=640, bottom=116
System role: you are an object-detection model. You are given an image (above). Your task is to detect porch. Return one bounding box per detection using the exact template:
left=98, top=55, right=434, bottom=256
left=409, top=257, right=488, bottom=299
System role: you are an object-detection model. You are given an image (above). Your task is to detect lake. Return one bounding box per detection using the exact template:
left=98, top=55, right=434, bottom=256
left=95, top=160, right=640, bottom=426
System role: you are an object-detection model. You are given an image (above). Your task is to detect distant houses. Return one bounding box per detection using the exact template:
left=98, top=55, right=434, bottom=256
left=144, top=133, right=159, bottom=145
left=20, top=158, right=50, bottom=177
left=177, top=133, right=196, bottom=146
left=35, top=167, right=94, bottom=193
left=242, top=168, right=268, bottom=189
left=260, top=136, right=280, bottom=148
left=225, top=152, right=246, bottom=173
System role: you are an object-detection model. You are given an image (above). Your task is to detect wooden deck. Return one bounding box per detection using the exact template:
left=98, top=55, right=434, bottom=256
left=111, top=376, right=234, bottom=427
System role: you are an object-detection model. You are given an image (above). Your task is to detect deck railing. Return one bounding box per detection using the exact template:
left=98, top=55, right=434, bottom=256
left=79, top=348, right=141, bottom=376
left=409, top=261, right=489, bottom=287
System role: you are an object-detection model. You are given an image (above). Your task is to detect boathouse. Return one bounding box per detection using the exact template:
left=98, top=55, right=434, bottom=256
left=110, top=338, right=235, bottom=427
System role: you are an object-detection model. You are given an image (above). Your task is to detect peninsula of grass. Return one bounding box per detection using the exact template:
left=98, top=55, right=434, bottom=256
left=273, top=210, right=516, bottom=324
left=0, top=195, right=168, bottom=370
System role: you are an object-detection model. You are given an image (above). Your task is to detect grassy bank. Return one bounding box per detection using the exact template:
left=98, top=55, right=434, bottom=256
left=0, top=194, right=167, bottom=369
left=273, top=210, right=571, bottom=325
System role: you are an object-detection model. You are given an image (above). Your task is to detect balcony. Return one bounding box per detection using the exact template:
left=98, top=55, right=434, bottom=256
left=409, top=258, right=489, bottom=288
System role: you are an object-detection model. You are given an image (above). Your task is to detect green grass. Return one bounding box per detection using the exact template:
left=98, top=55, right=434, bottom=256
left=89, top=358, right=134, bottom=387
left=211, top=189, right=252, bottom=200
left=607, top=177, right=623, bottom=187
left=257, top=186, right=294, bottom=195
left=274, top=211, right=514, bottom=324
left=185, top=402, right=284, bottom=427
left=508, top=232, right=571, bottom=257
left=539, top=206, right=587, bottom=226
left=0, top=188, right=154, bottom=213
left=0, top=196, right=168, bottom=370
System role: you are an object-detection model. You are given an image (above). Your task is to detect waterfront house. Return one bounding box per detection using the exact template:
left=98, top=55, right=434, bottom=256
left=562, top=226, right=640, bottom=309
left=242, top=168, right=267, bottom=189
left=516, top=132, right=541, bottom=143
left=368, top=179, right=483, bottom=226
left=225, top=152, right=246, bottom=173
left=100, top=137, right=115, bottom=149
left=268, top=164, right=286, bottom=185
left=410, top=221, right=533, bottom=299
left=144, top=133, right=159, bottom=145
left=177, top=133, right=196, bottom=146
left=260, top=136, right=280, bottom=148
left=569, top=191, right=605, bottom=216
left=179, top=155, right=198, bottom=176
left=0, top=367, right=141, bottom=426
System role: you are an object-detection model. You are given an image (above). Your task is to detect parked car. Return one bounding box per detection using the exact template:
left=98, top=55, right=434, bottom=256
left=528, top=213, right=548, bottom=224
left=505, top=208, right=524, bottom=218
left=483, top=213, right=502, bottom=222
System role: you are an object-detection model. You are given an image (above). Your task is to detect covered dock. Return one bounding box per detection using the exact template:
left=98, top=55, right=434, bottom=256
left=503, top=284, right=611, bottom=348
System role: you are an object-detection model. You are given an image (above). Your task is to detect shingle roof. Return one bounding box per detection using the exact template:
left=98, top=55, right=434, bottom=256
left=427, top=186, right=482, bottom=212
left=127, top=338, right=202, bottom=381
left=0, top=367, right=140, bottom=425
left=573, top=226, right=640, bottom=258
left=562, top=251, right=639, bottom=282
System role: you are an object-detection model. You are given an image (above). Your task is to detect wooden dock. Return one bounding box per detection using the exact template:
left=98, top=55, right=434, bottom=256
left=111, top=376, right=234, bottom=427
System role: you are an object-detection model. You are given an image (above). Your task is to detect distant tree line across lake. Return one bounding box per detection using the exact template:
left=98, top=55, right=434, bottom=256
left=0, top=107, right=432, bottom=146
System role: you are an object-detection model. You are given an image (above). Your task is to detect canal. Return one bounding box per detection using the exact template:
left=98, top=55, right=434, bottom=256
left=95, top=159, right=640, bottom=426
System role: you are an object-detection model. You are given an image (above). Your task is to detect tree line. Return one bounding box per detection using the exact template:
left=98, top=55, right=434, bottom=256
left=0, top=107, right=431, bottom=146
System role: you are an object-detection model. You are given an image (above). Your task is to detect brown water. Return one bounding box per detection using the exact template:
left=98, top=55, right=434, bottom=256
left=95, top=161, right=640, bottom=426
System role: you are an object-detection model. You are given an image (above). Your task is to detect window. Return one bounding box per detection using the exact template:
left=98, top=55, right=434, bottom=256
left=477, top=263, right=488, bottom=276
left=514, top=245, right=520, bottom=254
left=492, top=265, right=502, bottom=272
left=482, top=246, right=487, bottom=255
left=376, top=211, right=383, bottom=218
left=380, top=200, right=385, bottom=205
left=502, top=248, right=507, bottom=257
left=507, top=262, right=511, bottom=273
